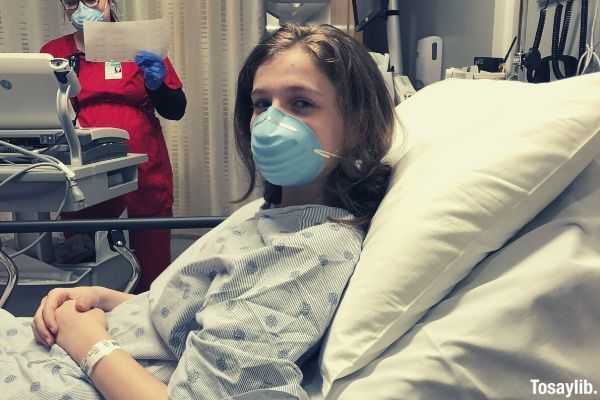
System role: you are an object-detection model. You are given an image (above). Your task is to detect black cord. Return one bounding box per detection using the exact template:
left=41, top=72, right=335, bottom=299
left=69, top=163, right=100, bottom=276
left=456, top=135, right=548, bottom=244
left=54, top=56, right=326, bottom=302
left=552, top=3, right=566, bottom=79
left=580, top=0, right=589, bottom=59
left=68, top=52, right=83, bottom=122
left=533, top=1, right=549, bottom=50
left=526, top=1, right=548, bottom=82
left=559, top=0, right=574, bottom=54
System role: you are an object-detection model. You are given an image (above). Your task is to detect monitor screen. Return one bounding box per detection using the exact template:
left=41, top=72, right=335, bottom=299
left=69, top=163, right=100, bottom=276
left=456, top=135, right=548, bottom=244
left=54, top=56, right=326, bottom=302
left=0, top=53, right=64, bottom=130
left=352, top=0, right=386, bottom=32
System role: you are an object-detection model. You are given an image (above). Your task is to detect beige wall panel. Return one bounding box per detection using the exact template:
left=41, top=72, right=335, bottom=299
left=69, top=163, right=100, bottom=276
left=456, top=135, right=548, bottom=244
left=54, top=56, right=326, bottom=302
left=330, top=0, right=363, bottom=42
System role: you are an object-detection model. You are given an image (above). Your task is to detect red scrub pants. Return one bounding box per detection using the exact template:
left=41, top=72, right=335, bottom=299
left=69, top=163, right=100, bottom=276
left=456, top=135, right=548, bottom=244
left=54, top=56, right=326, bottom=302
left=63, top=197, right=171, bottom=293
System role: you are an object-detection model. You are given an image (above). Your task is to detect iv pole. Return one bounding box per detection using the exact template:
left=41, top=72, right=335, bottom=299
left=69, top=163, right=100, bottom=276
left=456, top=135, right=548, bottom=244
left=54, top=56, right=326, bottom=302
left=387, top=0, right=403, bottom=74
left=508, top=0, right=529, bottom=80
left=386, top=0, right=416, bottom=102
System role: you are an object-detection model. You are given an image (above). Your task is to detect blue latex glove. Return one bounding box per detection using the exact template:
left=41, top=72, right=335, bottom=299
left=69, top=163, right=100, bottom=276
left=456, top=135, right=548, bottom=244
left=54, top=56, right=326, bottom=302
left=134, top=50, right=166, bottom=91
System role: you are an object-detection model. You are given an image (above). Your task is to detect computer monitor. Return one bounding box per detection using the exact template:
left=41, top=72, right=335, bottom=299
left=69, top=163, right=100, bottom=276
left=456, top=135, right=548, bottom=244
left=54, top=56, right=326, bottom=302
left=352, top=0, right=387, bottom=32
left=0, top=53, right=72, bottom=131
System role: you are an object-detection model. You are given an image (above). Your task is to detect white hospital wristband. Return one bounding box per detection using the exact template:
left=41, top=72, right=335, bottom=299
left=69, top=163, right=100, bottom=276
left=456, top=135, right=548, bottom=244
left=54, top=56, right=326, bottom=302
left=79, top=339, right=121, bottom=377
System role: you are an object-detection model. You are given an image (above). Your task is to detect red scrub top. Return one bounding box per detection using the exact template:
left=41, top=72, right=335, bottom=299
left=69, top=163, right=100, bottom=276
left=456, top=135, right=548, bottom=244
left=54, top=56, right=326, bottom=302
left=41, top=34, right=182, bottom=215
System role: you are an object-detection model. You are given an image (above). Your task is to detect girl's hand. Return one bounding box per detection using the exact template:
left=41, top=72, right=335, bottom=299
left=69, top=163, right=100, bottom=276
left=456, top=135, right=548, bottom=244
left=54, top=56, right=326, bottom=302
left=54, top=300, right=111, bottom=364
left=32, top=286, right=102, bottom=347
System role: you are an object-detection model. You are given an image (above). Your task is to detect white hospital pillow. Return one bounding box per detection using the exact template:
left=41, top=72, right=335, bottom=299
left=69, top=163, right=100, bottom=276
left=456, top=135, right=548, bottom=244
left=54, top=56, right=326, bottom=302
left=325, top=158, right=600, bottom=399
left=319, top=72, right=600, bottom=395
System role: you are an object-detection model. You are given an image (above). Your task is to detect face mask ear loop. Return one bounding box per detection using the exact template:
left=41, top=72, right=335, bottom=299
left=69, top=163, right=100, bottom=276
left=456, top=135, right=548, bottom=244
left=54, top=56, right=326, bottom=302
left=313, top=149, right=343, bottom=159
left=314, top=149, right=364, bottom=170
left=354, top=159, right=364, bottom=171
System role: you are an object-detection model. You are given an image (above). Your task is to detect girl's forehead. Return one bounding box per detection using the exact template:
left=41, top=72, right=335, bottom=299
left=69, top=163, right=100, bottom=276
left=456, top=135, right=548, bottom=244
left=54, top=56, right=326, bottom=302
left=256, top=47, right=322, bottom=80
left=269, top=46, right=313, bottom=65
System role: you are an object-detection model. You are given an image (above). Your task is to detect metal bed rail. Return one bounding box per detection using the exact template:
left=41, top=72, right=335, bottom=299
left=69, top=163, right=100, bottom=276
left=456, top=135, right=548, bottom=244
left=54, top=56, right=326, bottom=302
left=0, top=217, right=227, bottom=234
left=0, top=249, right=17, bottom=309
left=0, top=216, right=226, bottom=307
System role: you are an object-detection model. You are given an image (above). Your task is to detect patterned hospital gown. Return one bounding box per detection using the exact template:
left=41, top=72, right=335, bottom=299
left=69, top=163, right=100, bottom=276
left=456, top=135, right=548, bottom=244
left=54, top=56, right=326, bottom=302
left=0, top=204, right=363, bottom=399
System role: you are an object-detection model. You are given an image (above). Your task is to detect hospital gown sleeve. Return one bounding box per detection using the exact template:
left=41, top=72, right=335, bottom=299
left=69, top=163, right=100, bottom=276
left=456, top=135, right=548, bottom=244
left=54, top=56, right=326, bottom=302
left=166, top=222, right=363, bottom=399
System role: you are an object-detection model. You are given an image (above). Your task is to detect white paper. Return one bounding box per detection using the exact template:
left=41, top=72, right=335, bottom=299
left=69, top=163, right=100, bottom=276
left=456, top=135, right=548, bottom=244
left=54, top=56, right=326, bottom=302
left=369, top=52, right=390, bottom=70
left=368, top=52, right=395, bottom=104
left=84, top=19, right=170, bottom=62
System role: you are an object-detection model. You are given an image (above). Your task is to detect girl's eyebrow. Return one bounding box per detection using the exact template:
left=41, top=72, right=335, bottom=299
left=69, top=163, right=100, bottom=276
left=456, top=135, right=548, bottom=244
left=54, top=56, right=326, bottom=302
left=251, top=85, right=324, bottom=98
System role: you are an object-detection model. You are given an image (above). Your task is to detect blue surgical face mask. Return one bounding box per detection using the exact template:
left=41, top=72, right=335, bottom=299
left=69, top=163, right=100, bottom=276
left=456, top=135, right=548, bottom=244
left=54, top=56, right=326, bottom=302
left=251, top=106, right=340, bottom=187
left=70, top=3, right=105, bottom=31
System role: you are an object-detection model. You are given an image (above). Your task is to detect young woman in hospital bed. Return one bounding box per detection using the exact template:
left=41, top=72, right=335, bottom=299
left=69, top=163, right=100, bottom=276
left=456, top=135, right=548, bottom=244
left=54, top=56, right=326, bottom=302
left=0, top=24, right=395, bottom=399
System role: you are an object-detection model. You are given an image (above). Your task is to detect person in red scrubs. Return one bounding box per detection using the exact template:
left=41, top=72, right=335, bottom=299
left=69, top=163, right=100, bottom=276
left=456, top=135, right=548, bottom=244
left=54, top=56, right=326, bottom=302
left=42, top=0, right=187, bottom=293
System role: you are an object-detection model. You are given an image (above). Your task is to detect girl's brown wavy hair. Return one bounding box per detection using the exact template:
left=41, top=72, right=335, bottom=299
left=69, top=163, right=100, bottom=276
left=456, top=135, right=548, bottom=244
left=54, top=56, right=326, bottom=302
left=234, top=24, right=396, bottom=228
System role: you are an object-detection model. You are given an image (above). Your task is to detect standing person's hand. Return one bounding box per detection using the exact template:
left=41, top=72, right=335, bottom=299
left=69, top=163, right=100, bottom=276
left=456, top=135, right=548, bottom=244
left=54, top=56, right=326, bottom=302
left=135, top=50, right=166, bottom=90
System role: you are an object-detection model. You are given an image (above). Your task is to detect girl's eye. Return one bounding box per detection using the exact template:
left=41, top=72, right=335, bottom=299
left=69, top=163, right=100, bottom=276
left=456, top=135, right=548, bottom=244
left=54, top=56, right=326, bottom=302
left=252, top=99, right=270, bottom=111
left=292, top=99, right=313, bottom=110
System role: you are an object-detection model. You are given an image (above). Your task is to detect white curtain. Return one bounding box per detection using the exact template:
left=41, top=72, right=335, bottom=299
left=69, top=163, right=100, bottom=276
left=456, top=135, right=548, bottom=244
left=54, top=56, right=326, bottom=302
left=0, top=0, right=265, bottom=217
left=120, top=0, right=265, bottom=216
left=0, top=1, right=72, bottom=53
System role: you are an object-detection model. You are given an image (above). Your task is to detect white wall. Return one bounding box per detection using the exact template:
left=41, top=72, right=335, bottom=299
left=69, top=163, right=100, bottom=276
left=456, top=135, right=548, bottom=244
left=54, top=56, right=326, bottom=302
left=400, top=0, right=505, bottom=81
left=493, top=0, right=520, bottom=59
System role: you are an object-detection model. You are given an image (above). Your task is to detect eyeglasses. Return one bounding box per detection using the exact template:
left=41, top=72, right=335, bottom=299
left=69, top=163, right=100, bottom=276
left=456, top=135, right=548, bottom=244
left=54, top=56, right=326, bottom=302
left=60, top=0, right=100, bottom=11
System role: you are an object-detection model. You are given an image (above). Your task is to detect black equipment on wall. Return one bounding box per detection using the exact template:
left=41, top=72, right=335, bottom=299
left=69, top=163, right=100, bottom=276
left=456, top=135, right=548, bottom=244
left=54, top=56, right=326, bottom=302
left=352, top=0, right=387, bottom=32
left=525, top=0, right=588, bottom=83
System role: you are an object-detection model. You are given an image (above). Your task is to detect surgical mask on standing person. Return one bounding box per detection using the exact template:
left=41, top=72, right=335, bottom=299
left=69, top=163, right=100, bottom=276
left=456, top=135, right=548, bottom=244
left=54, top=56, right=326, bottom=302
left=70, top=2, right=105, bottom=31
left=251, top=106, right=341, bottom=187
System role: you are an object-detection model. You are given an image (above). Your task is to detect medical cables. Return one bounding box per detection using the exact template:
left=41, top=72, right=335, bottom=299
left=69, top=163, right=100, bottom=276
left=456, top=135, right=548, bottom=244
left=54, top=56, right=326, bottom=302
left=0, top=139, right=84, bottom=259
left=577, top=0, right=599, bottom=75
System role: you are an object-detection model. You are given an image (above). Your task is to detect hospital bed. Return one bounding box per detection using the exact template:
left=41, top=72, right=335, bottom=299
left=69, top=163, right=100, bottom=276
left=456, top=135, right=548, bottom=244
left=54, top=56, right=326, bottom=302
left=175, top=71, right=599, bottom=399
left=2, top=62, right=600, bottom=400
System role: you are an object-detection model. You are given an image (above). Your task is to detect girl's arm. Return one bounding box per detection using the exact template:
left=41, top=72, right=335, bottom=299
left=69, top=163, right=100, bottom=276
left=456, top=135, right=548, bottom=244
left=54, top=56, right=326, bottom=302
left=91, top=350, right=169, bottom=400
left=55, top=300, right=169, bottom=400
left=94, top=286, right=136, bottom=311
